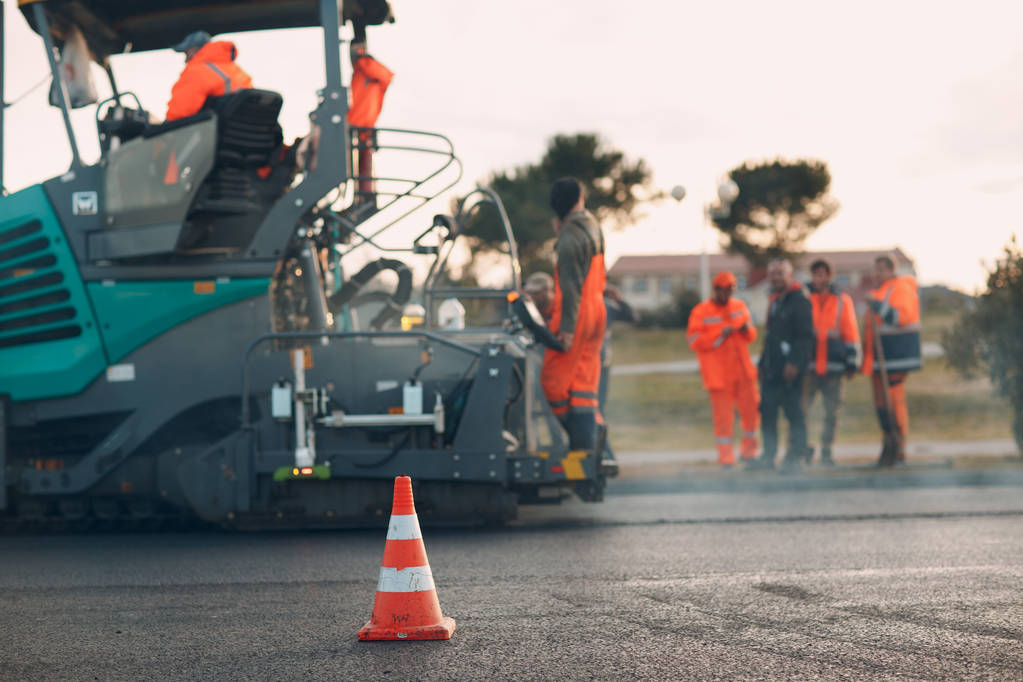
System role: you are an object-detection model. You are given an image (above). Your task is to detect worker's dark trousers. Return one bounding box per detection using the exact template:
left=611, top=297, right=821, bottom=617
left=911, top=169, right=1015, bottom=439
left=561, top=411, right=597, bottom=450
left=802, top=372, right=844, bottom=455
left=760, top=375, right=808, bottom=463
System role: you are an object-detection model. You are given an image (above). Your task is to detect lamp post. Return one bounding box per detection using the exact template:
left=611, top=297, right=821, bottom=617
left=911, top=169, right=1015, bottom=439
left=672, top=180, right=739, bottom=301
left=703, top=178, right=740, bottom=300
left=670, top=185, right=689, bottom=302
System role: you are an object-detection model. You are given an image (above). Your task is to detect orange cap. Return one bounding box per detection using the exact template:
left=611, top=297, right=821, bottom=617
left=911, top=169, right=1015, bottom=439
left=713, top=271, right=737, bottom=288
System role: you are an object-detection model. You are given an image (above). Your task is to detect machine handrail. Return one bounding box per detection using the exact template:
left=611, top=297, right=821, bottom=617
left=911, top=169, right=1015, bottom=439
left=336, top=126, right=463, bottom=257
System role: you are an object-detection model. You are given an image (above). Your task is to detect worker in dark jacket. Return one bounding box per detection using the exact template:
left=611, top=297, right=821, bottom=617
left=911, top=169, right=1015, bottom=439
left=747, top=259, right=814, bottom=473
left=541, top=178, right=607, bottom=451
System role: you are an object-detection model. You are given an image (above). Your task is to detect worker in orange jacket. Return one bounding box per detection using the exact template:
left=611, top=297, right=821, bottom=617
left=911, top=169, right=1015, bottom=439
left=166, top=32, right=252, bottom=121
left=348, top=43, right=394, bottom=206
left=687, top=271, right=760, bottom=467
left=862, top=255, right=922, bottom=466
left=541, top=178, right=607, bottom=453
left=803, top=259, right=860, bottom=467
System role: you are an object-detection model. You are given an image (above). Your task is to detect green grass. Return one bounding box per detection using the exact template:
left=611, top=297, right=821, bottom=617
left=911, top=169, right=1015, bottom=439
left=605, top=325, right=1011, bottom=452
left=609, top=325, right=696, bottom=365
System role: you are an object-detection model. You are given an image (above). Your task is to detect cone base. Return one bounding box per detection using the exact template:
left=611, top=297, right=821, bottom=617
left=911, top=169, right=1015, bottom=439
left=357, top=616, right=456, bottom=641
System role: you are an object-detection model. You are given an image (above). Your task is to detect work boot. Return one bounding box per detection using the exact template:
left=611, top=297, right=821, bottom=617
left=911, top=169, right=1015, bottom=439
left=819, top=448, right=836, bottom=468
left=745, top=456, right=775, bottom=472
left=779, top=457, right=803, bottom=475
left=596, top=425, right=619, bottom=478
left=893, top=435, right=907, bottom=467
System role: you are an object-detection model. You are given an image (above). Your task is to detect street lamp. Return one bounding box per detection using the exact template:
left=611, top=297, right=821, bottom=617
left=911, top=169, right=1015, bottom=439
left=670, top=180, right=739, bottom=300
left=702, top=178, right=740, bottom=300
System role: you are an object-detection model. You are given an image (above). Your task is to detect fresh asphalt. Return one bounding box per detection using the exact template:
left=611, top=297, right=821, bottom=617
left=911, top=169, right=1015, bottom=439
left=1, top=457, right=1021, bottom=680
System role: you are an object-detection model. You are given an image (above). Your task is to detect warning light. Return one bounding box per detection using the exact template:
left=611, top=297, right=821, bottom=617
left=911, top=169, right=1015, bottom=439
left=300, top=467, right=314, bottom=475
left=506, top=291, right=520, bottom=302
left=551, top=465, right=565, bottom=474
left=292, top=467, right=300, bottom=476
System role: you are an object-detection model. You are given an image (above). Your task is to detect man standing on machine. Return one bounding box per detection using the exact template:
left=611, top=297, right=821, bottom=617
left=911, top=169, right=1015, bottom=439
left=541, top=178, right=607, bottom=453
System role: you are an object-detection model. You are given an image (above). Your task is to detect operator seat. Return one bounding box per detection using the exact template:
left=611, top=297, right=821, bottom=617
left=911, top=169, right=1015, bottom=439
left=176, top=89, right=287, bottom=252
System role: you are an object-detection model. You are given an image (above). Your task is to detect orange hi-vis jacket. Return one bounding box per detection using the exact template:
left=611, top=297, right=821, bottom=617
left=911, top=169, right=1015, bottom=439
left=166, top=41, right=252, bottom=121
left=687, top=298, right=757, bottom=391
left=809, top=285, right=859, bottom=375
left=348, top=54, right=394, bottom=128
left=862, top=275, right=921, bottom=375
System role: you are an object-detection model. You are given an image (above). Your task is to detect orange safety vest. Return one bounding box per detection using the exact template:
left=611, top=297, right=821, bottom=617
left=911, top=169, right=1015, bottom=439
left=862, top=275, right=921, bottom=375
left=348, top=55, right=394, bottom=128
left=166, top=41, right=253, bottom=121
left=809, top=287, right=859, bottom=375
left=686, top=298, right=757, bottom=391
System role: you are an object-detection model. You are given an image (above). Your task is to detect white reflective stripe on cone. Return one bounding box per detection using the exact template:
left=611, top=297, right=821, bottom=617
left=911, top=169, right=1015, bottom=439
left=386, top=514, right=423, bottom=540
left=377, top=565, right=436, bottom=593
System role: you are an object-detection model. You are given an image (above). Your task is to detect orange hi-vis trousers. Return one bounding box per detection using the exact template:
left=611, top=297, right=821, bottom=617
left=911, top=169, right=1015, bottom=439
left=709, top=375, right=760, bottom=465
left=872, top=372, right=909, bottom=456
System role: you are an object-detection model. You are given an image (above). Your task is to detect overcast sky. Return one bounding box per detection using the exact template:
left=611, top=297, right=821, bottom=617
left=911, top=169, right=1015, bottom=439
left=4, top=0, right=1021, bottom=290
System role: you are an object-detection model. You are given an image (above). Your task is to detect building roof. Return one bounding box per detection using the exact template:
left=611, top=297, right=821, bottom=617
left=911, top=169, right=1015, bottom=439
left=608, top=248, right=914, bottom=278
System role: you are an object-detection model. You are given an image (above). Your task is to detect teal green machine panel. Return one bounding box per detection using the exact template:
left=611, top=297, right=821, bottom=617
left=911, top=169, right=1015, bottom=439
left=0, top=186, right=107, bottom=402
left=87, top=278, right=270, bottom=364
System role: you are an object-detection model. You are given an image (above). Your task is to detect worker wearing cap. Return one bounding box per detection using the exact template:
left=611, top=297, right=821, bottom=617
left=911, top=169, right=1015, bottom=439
left=862, top=255, right=921, bottom=466
left=523, top=271, right=556, bottom=322
left=166, top=31, right=253, bottom=121
left=803, top=259, right=860, bottom=466
left=541, top=178, right=607, bottom=451
left=686, top=271, right=759, bottom=467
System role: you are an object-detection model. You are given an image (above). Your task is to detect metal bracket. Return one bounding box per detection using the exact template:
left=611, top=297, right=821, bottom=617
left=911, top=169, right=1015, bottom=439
left=19, top=413, right=138, bottom=495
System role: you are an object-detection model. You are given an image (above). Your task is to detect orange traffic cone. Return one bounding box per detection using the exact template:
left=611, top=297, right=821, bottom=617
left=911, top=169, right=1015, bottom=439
left=358, top=476, right=456, bottom=641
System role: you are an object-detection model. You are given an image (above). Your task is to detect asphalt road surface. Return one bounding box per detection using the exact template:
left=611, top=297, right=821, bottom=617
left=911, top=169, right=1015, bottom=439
left=2, top=476, right=1021, bottom=680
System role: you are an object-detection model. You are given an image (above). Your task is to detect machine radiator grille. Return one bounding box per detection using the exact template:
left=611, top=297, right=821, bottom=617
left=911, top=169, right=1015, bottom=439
left=0, top=220, right=81, bottom=349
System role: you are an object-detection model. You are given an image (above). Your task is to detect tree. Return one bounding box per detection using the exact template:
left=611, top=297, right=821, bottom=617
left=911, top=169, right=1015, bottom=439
left=710, top=159, right=839, bottom=267
left=943, top=237, right=1023, bottom=454
left=461, top=133, right=658, bottom=273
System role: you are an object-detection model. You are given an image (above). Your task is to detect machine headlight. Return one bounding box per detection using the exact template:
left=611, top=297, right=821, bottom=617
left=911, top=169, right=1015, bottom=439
left=400, top=303, right=426, bottom=331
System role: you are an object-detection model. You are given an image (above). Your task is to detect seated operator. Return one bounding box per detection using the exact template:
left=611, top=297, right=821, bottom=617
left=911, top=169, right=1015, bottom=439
left=166, top=31, right=253, bottom=121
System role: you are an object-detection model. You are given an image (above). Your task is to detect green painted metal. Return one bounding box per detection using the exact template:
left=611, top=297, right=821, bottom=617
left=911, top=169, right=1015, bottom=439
left=273, top=464, right=332, bottom=482
left=0, top=185, right=107, bottom=402
left=87, top=278, right=270, bottom=364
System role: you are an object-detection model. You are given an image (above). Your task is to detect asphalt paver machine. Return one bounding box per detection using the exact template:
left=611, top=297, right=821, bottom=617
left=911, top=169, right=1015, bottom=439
left=0, top=0, right=610, bottom=529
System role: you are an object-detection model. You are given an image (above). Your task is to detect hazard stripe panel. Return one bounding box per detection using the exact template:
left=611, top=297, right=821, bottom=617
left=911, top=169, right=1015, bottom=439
left=376, top=565, right=436, bottom=593
left=382, top=538, right=430, bottom=571
left=386, top=514, right=422, bottom=541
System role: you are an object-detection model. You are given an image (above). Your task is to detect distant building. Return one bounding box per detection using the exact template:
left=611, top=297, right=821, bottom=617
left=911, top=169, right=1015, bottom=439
left=607, top=248, right=917, bottom=322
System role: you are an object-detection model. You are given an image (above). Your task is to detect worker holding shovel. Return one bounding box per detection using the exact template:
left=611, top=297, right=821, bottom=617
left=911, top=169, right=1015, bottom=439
left=862, top=255, right=922, bottom=467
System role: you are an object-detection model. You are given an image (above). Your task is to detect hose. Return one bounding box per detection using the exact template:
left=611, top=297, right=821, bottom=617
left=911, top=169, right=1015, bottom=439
left=327, top=258, right=412, bottom=330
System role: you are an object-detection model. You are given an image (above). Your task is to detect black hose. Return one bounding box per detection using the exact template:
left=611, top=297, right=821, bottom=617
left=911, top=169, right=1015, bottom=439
left=327, top=258, right=412, bottom=329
